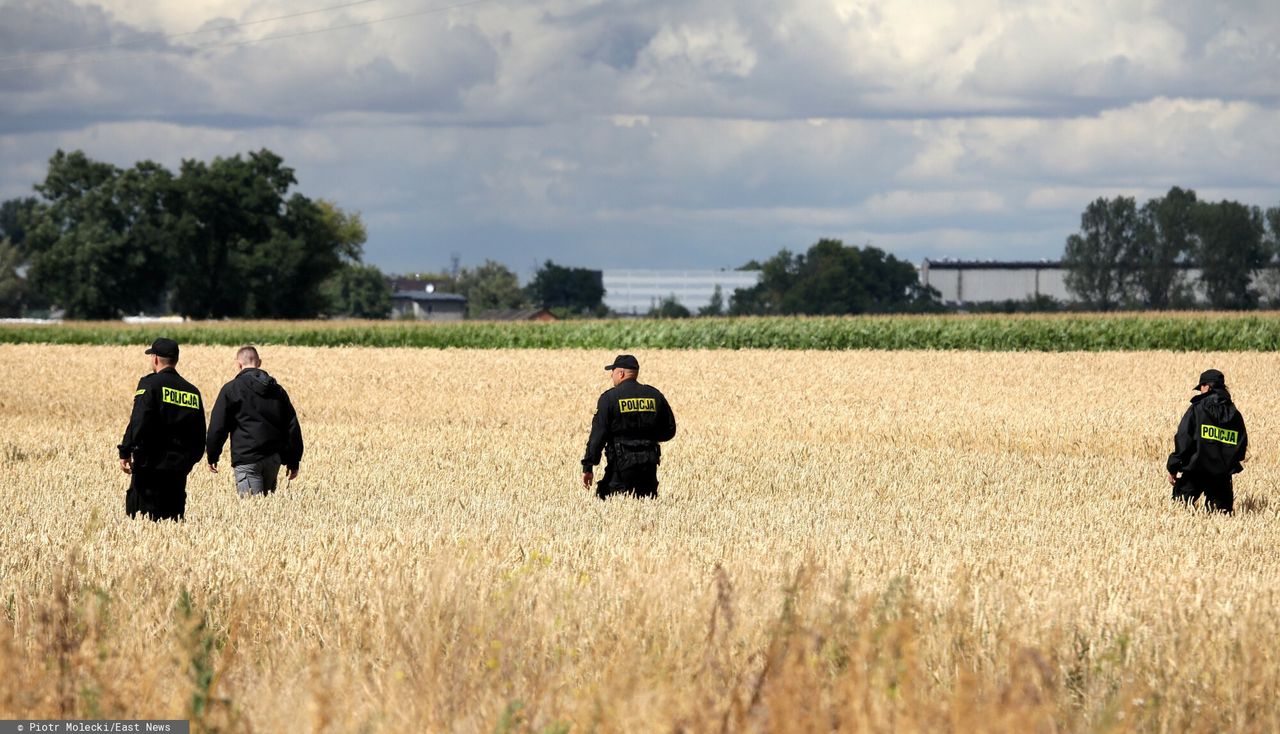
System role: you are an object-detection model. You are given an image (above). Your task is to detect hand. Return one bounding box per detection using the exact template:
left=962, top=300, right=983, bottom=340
left=208, top=463, right=219, bottom=474
left=1168, top=473, right=1178, bottom=485
left=582, top=471, right=593, bottom=489
left=287, top=467, right=299, bottom=481
left=119, top=458, right=132, bottom=475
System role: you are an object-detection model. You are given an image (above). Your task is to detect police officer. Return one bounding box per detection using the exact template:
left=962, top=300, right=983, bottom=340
left=1167, top=368, right=1248, bottom=513
left=117, top=338, right=207, bottom=521
left=581, top=354, right=677, bottom=499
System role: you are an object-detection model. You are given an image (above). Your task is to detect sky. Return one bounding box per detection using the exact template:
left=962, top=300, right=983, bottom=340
left=1, top=0, right=1277, bottom=276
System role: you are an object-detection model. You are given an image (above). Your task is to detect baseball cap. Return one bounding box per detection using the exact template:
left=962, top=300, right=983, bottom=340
left=604, top=354, right=640, bottom=371
left=1195, top=368, right=1225, bottom=390
left=145, top=337, right=180, bottom=360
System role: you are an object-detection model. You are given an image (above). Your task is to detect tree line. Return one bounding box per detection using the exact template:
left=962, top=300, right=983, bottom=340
left=444, top=239, right=938, bottom=319
left=0, top=149, right=940, bottom=320
left=1062, top=187, right=1280, bottom=310
left=0, top=149, right=380, bottom=320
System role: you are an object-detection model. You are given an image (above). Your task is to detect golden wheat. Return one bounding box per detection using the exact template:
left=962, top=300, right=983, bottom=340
left=1, top=344, right=1279, bottom=732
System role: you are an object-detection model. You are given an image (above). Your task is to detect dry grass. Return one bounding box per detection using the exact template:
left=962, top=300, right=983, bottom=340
left=1, top=345, right=1279, bottom=732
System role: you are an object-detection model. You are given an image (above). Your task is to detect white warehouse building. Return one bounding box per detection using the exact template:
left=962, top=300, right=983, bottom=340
left=603, top=269, right=763, bottom=315
left=919, top=259, right=1280, bottom=305
left=919, top=260, right=1072, bottom=304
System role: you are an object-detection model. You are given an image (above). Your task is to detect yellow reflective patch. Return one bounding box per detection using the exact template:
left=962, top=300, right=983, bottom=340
left=134, top=389, right=145, bottom=397
left=619, top=397, right=656, bottom=413
left=1201, top=424, right=1238, bottom=445
left=161, top=387, right=200, bottom=410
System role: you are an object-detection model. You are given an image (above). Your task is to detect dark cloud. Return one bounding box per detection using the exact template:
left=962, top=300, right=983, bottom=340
left=1, top=0, right=1277, bottom=272
left=579, top=22, right=654, bottom=70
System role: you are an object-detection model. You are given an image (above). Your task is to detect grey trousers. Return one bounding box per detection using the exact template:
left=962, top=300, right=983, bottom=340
left=233, top=455, right=282, bottom=497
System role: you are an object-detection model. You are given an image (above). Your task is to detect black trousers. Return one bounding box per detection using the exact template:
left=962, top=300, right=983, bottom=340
left=1172, top=471, right=1233, bottom=513
left=597, top=463, right=658, bottom=500
left=126, top=466, right=188, bottom=521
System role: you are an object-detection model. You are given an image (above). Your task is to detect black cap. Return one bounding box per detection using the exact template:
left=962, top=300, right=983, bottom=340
left=145, top=337, right=179, bottom=360
left=604, top=354, right=639, bottom=371
left=1195, top=369, right=1225, bottom=390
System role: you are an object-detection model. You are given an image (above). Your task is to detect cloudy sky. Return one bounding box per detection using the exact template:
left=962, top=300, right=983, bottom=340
left=2, top=0, right=1277, bottom=275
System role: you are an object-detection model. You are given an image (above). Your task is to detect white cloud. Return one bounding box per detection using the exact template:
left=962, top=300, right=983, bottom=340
left=0, top=0, right=1276, bottom=271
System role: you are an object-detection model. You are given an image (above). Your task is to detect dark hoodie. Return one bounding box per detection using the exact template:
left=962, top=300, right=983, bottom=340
left=1167, top=388, right=1247, bottom=477
left=206, top=368, right=304, bottom=470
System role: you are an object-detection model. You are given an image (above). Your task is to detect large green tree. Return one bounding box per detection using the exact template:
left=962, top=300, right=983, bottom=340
left=0, top=197, right=37, bottom=251
left=1062, top=196, right=1141, bottom=310
left=729, top=239, right=936, bottom=315
left=322, top=263, right=392, bottom=319
left=0, top=197, right=37, bottom=317
left=0, top=240, right=25, bottom=317
left=1130, top=187, right=1197, bottom=309
left=22, top=152, right=175, bottom=318
left=525, top=260, right=604, bottom=314
left=456, top=259, right=527, bottom=316
left=18, top=148, right=367, bottom=319
left=168, top=149, right=354, bottom=319
left=1193, top=200, right=1266, bottom=310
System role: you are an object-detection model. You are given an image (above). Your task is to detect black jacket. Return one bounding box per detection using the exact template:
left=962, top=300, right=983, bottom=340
left=582, top=379, right=676, bottom=471
left=1167, top=389, right=1247, bottom=477
left=118, top=367, right=206, bottom=472
left=206, top=368, right=303, bottom=469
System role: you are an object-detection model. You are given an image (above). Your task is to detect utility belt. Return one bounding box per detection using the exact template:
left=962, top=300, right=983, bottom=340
left=608, top=438, right=661, bottom=471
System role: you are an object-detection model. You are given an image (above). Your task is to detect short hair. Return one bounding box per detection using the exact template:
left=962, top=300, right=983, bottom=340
left=155, top=355, right=177, bottom=367
left=236, top=345, right=261, bottom=367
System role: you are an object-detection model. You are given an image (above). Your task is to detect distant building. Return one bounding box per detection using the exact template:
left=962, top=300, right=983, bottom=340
left=602, top=269, right=763, bottom=315
left=919, top=260, right=1071, bottom=304
left=390, top=289, right=467, bottom=321
left=472, top=308, right=558, bottom=322
left=389, top=276, right=451, bottom=293
left=919, top=259, right=1280, bottom=306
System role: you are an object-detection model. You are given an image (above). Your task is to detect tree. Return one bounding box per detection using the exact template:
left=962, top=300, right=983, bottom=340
left=17, top=148, right=370, bottom=319
left=1193, top=200, right=1266, bottom=310
left=455, top=260, right=527, bottom=316
left=1259, top=204, right=1280, bottom=307
left=322, top=263, right=391, bottom=319
left=168, top=151, right=359, bottom=318
left=0, top=240, right=25, bottom=317
left=22, top=152, right=174, bottom=318
left=0, top=197, right=37, bottom=317
left=1062, top=196, right=1140, bottom=310
left=1130, top=187, right=1196, bottom=309
left=650, top=294, right=691, bottom=318
left=729, top=239, right=936, bottom=315
left=698, top=284, right=725, bottom=316
left=1266, top=205, right=1280, bottom=252
left=729, top=249, right=796, bottom=314
left=0, top=197, right=37, bottom=252
left=525, top=260, right=604, bottom=314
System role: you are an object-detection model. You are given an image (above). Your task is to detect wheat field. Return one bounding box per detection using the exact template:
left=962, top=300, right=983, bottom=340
left=1, top=344, right=1279, bottom=733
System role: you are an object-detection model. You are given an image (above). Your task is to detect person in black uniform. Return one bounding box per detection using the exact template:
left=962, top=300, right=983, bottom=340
left=117, top=338, right=207, bottom=521
left=581, top=354, right=677, bottom=499
left=1167, top=368, right=1248, bottom=513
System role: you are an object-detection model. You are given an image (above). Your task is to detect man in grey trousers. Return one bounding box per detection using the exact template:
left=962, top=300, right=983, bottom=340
left=206, top=346, right=304, bottom=496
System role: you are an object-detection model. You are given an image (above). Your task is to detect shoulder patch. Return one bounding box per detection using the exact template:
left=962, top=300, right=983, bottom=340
left=134, top=389, right=146, bottom=398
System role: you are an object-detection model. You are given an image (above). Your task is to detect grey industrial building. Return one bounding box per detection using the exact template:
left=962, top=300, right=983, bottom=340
left=919, top=260, right=1072, bottom=304
left=602, top=269, right=763, bottom=314
left=919, top=259, right=1280, bottom=306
